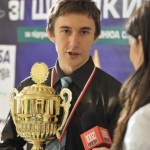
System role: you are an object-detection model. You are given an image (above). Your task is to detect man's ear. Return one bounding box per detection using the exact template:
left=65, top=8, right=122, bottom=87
left=46, top=26, right=55, bottom=43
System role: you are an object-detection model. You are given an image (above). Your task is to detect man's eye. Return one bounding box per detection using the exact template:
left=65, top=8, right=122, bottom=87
left=81, top=30, right=89, bottom=35
left=61, top=30, right=70, bottom=34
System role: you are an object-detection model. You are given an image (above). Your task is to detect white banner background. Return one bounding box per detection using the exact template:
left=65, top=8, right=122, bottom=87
left=0, top=45, right=16, bottom=140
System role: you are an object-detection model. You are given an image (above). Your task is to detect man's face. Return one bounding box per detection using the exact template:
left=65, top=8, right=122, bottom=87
left=50, top=13, right=98, bottom=72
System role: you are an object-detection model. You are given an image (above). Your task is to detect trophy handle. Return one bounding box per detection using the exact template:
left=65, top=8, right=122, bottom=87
left=9, top=88, right=19, bottom=119
left=9, top=88, right=19, bottom=101
left=56, top=88, right=72, bottom=138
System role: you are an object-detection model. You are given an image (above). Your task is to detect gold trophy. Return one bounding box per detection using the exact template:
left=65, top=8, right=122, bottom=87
left=9, top=62, right=72, bottom=150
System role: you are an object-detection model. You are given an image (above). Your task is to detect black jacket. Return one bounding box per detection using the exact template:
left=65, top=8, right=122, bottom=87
left=1, top=58, right=121, bottom=150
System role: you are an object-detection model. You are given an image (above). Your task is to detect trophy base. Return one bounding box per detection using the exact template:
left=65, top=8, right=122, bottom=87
left=31, top=144, right=44, bottom=150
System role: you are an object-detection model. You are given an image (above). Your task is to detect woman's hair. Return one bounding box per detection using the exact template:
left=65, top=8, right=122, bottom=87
left=47, top=0, right=101, bottom=38
left=111, top=1, right=150, bottom=149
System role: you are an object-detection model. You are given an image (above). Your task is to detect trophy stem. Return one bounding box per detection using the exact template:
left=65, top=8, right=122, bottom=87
left=31, top=143, right=44, bottom=150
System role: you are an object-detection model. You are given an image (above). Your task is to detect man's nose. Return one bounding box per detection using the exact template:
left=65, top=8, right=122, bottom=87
left=69, top=33, right=80, bottom=46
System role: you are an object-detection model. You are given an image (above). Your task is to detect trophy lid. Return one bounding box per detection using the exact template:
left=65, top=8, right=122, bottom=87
left=14, top=62, right=58, bottom=100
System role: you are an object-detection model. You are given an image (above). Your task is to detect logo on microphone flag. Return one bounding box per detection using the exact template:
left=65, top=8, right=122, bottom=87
left=80, top=126, right=112, bottom=150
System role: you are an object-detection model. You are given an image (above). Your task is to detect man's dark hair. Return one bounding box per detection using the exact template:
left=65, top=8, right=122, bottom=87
left=47, top=0, right=101, bottom=38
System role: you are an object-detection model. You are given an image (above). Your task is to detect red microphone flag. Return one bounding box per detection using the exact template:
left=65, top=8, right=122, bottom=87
left=80, top=126, right=112, bottom=150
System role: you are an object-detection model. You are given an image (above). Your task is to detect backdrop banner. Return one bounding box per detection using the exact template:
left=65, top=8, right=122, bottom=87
left=0, top=0, right=145, bottom=139
left=0, top=45, right=16, bottom=138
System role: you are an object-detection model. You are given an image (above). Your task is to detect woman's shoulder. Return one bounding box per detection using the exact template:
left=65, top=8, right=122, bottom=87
left=130, top=103, right=150, bottom=122
left=127, top=103, right=150, bottom=130
left=123, top=103, right=150, bottom=150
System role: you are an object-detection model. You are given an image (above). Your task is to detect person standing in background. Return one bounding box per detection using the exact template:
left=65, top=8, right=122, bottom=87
left=0, top=0, right=121, bottom=149
left=110, top=1, right=150, bottom=150
left=93, top=0, right=150, bottom=150
left=93, top=1, right=150, bottom=150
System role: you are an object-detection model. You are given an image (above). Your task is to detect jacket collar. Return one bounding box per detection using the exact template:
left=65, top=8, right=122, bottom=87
left=53, top=56, right=95, bottom=90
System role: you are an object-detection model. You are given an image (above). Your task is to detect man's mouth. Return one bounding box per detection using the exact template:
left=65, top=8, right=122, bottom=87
left=68, top=52, right=79, bottom=55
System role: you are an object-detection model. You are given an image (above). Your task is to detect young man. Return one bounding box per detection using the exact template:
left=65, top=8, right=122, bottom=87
left=0, top=0, right=121, bottom=149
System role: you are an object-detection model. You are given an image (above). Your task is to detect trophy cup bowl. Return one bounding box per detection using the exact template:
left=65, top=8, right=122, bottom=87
left=9, top=62, right=72, bottom=150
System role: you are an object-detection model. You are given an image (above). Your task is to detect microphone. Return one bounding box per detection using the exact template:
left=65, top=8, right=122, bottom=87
left=80, top=110, right=112, bottom=150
